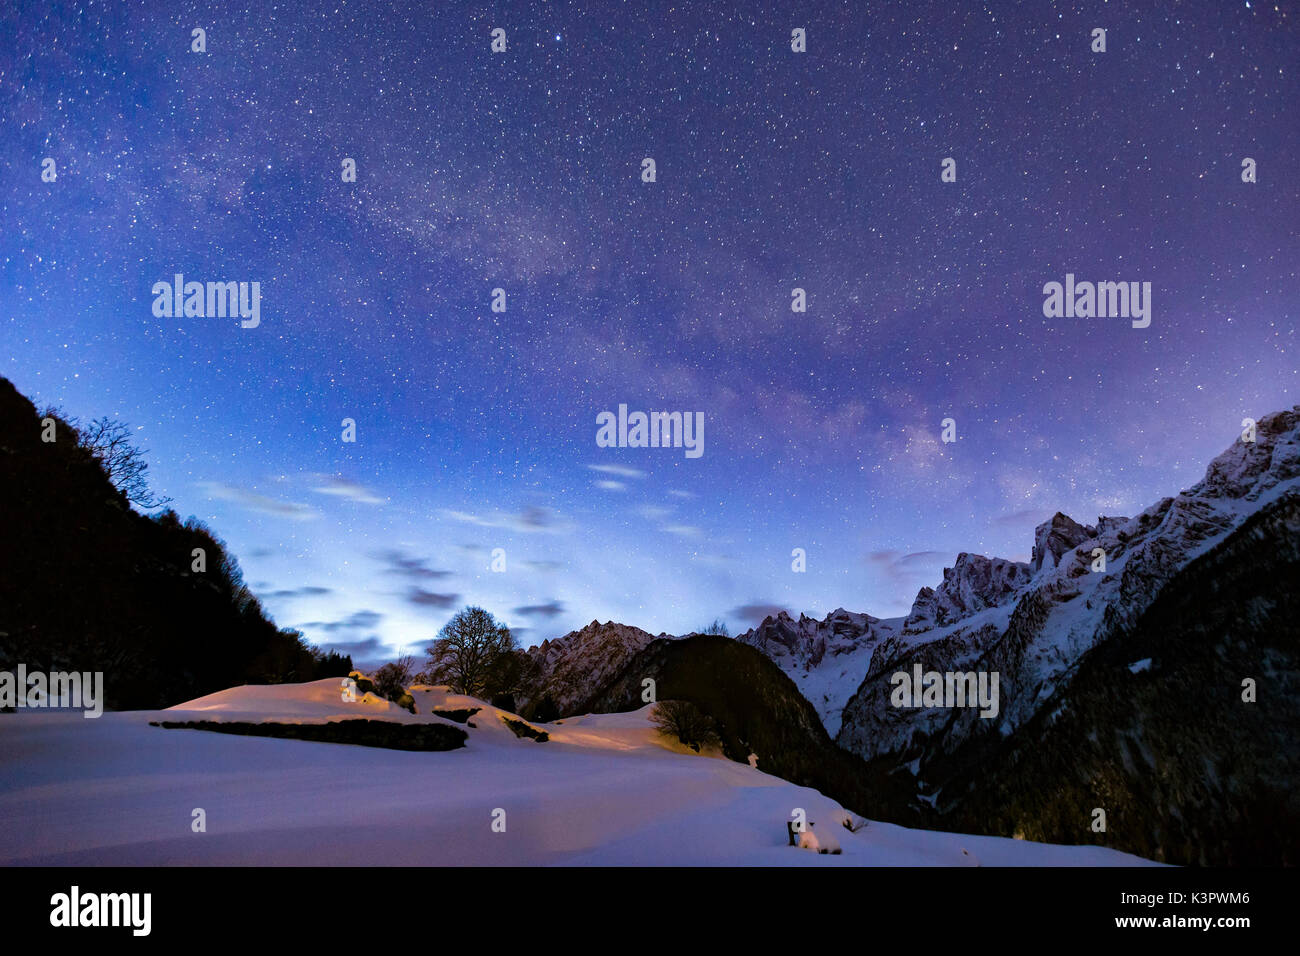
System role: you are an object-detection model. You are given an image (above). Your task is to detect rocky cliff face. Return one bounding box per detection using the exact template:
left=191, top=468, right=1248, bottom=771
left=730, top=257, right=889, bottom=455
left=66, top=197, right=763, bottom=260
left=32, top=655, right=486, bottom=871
left=734, top=554, right=1037, bottom=735
left=827, top=407, right=1300, bottom=864
left=518, top=620, right=666, bottom=716
left=903, top=553, right=1033, bottom=633
left=906, top=489, right=1300, bottom=865
left=838, top=408, right=1300, bottom=766
left=1031, top=513, right=1097, bottom=573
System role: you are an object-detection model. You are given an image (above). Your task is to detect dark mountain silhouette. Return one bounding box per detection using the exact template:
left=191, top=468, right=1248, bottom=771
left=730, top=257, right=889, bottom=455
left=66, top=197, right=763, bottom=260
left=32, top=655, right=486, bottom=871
left=580, top=634, right=920, bottom=825
left=0, top=376, right=351, bottom=710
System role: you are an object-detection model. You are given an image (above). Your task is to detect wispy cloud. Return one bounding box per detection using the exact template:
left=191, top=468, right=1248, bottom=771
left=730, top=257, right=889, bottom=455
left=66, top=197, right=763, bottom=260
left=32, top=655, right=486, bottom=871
left=990, top=507, right=1050, bottom=528
left=297, top=609, right=384, bottom=633
left=309, top=475, right=386, bottom=505
left=199, top=482, right=315, bottom=519
left=441, top=505, right=566, bottom=533
left=588, top=464, right=646, bottom=479
left=373, top=548, right=453, bottom=582
left=405, top=588, right=460, bottom=609
left=512, top=600, right=565, bottom=619
left=661, top=524, right=701, bottom=537
left=261, top=585, right=333, bottom=600
left=522, top=559, right=563, bottom=573
left=865, top=550, right=948, bottom=606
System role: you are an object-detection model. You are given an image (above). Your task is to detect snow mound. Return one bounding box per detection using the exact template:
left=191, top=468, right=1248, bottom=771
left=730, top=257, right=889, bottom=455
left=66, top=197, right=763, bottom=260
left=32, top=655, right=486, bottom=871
left=798, top=823, right=842, bottom=855
left=166, top=677, right=405, bottom=723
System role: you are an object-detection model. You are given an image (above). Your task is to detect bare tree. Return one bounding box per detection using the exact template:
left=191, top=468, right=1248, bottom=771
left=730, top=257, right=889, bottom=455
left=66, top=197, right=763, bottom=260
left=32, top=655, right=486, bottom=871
left=699, top=618, right=730, bottom=637
left=372, top=655, right=416, bottom=701
left=424, top=607, right=516, bottom=698
left=75, top=415, right=172, bottom=508
left=651, top=700, right=721, bottom=753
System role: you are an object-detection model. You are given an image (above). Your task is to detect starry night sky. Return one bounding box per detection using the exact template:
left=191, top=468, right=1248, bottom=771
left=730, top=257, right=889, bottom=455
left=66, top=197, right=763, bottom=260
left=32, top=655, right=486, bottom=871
left=3, top=0, right=1296, bottom=665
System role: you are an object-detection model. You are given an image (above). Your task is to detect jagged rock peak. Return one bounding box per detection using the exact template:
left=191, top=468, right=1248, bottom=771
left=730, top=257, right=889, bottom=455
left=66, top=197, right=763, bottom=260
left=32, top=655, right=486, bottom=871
left=1032, top=513, right=1093, bottom=574
left=1197, top=407, right=1300, bottom=500
left=520, top=619, right=662, bottom=715
left=1030, top=513, right=1134, bottom=574
left=903, top=552, right=1032, bottom=633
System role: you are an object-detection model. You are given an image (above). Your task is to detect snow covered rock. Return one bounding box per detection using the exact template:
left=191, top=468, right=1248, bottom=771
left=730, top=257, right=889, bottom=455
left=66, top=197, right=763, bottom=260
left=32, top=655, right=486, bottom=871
left=1031, top=512, right=1095, bottom=573
left=839, top=409, right=1300, bottom=767
left=903, top=553, right=1032, bottom=634
left=797, top=823, right=841, bottom=855
left=519, top=620, right=665, bottom=716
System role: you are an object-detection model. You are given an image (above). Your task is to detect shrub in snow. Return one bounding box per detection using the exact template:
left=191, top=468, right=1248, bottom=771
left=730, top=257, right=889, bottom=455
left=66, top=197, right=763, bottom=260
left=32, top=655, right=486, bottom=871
left=501, top=715, right=549, bottom=742
left=372, top=657, right=416, bottom=702
left=651, top=700, right=720, bottom=753
left=396, top=692, right=416, bottom=714
left=347, top=672, right=376, bottom=696
left=431, top=706, right=481, bottom=724
left=151, top=718, right=466, bottom=751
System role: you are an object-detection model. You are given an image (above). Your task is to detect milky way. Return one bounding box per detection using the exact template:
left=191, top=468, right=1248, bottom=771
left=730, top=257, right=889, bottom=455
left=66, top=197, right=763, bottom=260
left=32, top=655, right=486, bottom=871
left=2, top=0, right=1295, bottom=663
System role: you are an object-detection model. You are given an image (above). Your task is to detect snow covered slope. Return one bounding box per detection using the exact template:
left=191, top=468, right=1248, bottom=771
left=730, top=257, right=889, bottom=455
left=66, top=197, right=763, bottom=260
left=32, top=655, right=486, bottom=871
left=163, top=678, right=407, bottom=721
left=0, top=680, right=1156, bottom=866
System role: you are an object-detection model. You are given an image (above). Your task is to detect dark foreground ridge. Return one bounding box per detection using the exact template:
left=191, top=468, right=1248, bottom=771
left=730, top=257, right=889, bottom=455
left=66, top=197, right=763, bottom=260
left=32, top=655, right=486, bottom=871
left=583, top=634, right=921, bottom=825
left=0, top=376, right=351, bottom=709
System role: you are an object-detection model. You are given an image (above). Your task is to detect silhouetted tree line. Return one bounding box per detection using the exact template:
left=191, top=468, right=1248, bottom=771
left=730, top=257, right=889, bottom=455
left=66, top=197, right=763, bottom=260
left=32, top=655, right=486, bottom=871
left=0, top=377, right=350, bottom=710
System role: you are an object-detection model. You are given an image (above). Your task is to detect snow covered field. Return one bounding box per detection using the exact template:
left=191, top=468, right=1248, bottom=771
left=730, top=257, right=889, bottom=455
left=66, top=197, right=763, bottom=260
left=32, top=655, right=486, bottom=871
left=0, top=679, right=1159, bottom=866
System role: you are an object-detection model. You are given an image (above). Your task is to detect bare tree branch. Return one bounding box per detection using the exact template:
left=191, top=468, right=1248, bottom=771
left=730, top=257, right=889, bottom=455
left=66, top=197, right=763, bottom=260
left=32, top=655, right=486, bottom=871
left=75, top=415, right=172, bottom=508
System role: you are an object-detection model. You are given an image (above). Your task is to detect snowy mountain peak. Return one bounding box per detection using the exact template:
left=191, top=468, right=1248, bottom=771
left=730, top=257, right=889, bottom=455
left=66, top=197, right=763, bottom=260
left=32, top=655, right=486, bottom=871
left=1031, top=512, right=1093, bottom=574
left=1031, top=513, right=1134, bottom=575
left=903, top=552, right=1032, bottom=634
left=739, top=608, right=882, bottom=662
left=734, top=607, right=891, bottom=735
left=522, top=620, right=664, bottom=715
left=839, top=405, right=1300, bottom=772
left=1195, top=407, right=1300, bottom=501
